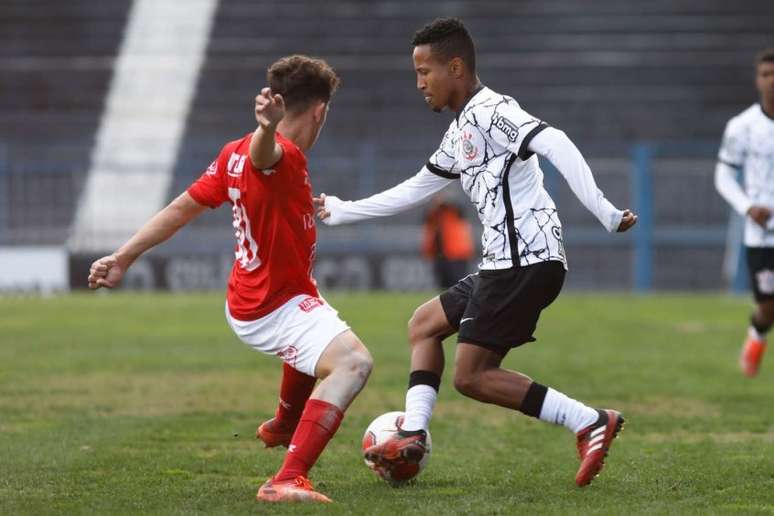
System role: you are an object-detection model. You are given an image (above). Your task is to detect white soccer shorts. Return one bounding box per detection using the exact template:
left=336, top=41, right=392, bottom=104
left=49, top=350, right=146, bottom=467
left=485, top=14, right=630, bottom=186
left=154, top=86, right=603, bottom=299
left=225, top=295, right=350, bottom=376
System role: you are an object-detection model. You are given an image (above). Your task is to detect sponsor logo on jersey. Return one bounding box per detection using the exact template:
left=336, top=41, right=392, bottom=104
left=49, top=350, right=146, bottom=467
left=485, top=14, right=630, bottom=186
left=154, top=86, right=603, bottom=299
left=205, top=160, right=218, bottom=176
left=462, top=131, right=478, bottom=160
left=756, top=269, right=774, bottom=294
left=492, top=114, right=519, bottom=142
left=552, top=226, right=566, bottom=259
left=298, top=297, right=324, bottom=313
left=227, top=153, right=247, bottom=177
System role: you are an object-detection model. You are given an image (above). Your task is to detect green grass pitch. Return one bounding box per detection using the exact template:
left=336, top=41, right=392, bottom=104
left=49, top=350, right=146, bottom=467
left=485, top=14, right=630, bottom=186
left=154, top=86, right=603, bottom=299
left=1, top=291, right=772, bottom=514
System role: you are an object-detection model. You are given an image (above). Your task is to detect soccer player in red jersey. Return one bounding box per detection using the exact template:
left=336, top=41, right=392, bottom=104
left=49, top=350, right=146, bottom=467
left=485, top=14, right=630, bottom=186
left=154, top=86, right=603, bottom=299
left=87, top=55, right=372, bottom=504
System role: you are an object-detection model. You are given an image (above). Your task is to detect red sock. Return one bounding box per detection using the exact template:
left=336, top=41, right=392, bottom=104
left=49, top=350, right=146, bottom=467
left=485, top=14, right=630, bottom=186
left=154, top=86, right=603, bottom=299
left=273, top=399, right=344, bottom=481
left=275, top=363, right=317, bottom=428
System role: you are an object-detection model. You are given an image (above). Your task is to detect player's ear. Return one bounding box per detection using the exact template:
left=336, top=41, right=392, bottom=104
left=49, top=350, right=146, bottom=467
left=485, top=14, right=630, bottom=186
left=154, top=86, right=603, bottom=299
left=449, top=57, right=465, bottom=79
left=313, top=101, right=328, bottom=124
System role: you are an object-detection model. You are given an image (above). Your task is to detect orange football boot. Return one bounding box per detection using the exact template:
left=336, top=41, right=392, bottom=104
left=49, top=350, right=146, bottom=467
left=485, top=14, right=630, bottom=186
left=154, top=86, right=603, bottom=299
left=256, top=476, right=332, bottom=503
left=575, top=409, right=624, bottom=487
left=740, top=336, right=766, bottom=377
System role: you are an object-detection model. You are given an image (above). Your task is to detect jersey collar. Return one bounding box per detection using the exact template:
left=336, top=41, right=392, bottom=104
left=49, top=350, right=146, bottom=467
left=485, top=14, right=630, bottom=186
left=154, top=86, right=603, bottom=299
left=455, top=84, right=485, bottom=121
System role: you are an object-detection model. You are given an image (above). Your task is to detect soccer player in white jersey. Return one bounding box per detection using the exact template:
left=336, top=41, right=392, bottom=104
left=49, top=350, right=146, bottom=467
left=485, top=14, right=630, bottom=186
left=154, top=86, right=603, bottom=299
left=315, top=18, right=637, bottom=487
left=715, top=48, right=774, bottom=377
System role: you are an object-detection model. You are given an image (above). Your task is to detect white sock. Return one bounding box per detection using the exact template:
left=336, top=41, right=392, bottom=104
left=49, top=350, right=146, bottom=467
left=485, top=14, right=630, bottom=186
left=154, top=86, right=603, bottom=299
left=401, top=385, right=437, bottom=432
left=749, top=326, right=767, bottom=342
left=538, top=387, right=598, bottom=434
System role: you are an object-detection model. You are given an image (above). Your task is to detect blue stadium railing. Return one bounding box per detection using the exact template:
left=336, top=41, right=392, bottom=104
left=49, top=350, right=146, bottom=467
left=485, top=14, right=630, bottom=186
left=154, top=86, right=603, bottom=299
left=0, top=139, right=747, bottom=292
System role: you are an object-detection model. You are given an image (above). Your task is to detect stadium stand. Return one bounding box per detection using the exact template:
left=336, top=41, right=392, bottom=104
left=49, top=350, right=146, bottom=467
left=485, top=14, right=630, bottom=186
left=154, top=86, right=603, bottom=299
left=2, top=0, right=773, bottom=289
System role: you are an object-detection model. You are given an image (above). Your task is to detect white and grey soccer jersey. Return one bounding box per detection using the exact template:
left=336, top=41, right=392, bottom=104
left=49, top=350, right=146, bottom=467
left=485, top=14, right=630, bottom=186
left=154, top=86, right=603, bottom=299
left=322, top=86, right=624, bottom=270
left=716, top=103, right=774, bottom=247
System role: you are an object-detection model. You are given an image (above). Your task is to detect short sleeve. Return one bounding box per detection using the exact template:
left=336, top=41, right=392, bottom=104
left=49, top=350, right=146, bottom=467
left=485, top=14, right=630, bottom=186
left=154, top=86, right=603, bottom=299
left=718, top=118, right=746, bottom=168
left=426, top=126, right=460, bottom=179
left=483, top=98, right=548, bottom=160
left=187, top=147, right=229, bottom=208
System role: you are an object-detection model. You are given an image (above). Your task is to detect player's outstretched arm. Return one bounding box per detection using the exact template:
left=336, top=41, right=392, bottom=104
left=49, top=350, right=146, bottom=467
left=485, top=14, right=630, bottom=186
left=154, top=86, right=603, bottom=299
left=249, top=87, right=284, bottom=170
left=87, top=192, right=207, bottom=289
left=313, top=167, right=453, bottom=225
left=528, top=127, right=637, bottom=233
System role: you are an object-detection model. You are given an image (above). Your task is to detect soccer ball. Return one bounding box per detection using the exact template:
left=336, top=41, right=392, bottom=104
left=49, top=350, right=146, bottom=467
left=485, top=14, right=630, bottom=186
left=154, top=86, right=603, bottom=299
left=361, top=411, right=432, bottom=486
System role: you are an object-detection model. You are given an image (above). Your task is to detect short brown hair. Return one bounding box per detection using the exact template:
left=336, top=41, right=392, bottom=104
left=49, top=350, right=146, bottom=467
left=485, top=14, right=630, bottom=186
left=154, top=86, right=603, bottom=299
left=755, top=48, right=774, bottom=66
left=267, top=55, right=340, bottom=114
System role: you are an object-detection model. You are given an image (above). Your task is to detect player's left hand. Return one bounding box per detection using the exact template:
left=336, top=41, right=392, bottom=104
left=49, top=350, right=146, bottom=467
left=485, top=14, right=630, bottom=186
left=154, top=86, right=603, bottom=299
left=255, top=87, right=285, bottom=128
left=616, top=209, right=638, bottom=232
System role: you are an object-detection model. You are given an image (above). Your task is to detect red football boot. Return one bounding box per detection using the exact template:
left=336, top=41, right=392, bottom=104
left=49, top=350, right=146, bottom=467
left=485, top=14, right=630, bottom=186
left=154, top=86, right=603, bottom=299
left=363, top=429, right=427, bottom=468
left=575, top=409, right=624, bottom=487
left=256, top=417, right=295, bottom=448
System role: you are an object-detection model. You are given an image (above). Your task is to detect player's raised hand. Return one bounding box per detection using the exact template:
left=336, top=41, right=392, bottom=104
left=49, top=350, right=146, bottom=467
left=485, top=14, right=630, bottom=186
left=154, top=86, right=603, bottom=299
left=313, top=194, right=330, bottom=220
left=87, top=255, right=125, bottom=289
left=747, top=205, right=771, bottom=228
left=616, top=209, right=638, bottom=232
left=255, top=87, right=285, bottom=128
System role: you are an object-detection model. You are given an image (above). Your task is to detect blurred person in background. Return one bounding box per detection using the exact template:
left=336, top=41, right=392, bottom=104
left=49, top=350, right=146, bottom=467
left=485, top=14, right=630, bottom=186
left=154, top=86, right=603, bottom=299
left=422, top=195, right=474, bottom=289
left=715, top=48, right=774, bottom=378
left=87, top=55, right=372, bottom=504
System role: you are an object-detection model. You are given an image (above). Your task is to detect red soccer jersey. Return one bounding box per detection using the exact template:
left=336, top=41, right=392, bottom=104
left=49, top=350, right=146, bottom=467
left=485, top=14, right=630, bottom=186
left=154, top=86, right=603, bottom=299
left=187, top=132, right=319, bottom=320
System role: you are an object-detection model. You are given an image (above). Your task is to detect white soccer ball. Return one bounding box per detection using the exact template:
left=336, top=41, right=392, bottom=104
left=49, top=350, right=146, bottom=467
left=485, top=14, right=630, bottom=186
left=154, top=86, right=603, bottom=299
left=361, top=411, right=432, bottom=487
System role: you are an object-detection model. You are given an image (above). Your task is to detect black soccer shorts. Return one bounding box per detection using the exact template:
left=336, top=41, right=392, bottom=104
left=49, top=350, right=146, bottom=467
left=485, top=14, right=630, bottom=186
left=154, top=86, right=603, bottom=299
left=439, top=260, right=565, bottom=356
left=746, top=247, right=774, bottom=302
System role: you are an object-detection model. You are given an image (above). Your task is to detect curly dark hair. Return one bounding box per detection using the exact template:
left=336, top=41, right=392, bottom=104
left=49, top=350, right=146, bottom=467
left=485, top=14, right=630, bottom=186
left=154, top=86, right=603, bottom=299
left=267, top=55, right=340, bottom=114
left=411, top=17, right=476, bottom=73
left=755, top=48, right=774, bottom=66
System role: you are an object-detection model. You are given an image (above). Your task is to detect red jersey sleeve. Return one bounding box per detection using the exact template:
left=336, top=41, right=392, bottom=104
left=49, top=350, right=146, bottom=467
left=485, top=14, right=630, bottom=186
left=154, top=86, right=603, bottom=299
left=187, top=146, right=229, bottom=208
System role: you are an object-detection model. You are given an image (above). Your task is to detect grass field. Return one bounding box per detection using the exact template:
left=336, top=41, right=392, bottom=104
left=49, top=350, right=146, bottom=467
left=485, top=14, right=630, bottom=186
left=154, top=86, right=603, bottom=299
left=1, top=291, right=773, bottom=515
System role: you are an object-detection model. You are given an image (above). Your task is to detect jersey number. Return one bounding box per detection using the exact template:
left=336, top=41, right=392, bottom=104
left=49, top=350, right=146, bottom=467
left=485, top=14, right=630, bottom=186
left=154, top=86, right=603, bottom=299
left=228, top=187, right=261, bottom=271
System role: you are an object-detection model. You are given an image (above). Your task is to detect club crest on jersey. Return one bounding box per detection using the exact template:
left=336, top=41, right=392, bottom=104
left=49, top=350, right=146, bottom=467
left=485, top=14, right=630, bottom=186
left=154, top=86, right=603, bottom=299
left=298, top=297, right=324, bottom=313
left=492, top=114, right=519, bottom=142
left=227, top=153, right=247, bottom=177
left=205, top=160, right=218, bottom=176
left=462, top=131, right=478, bottom=160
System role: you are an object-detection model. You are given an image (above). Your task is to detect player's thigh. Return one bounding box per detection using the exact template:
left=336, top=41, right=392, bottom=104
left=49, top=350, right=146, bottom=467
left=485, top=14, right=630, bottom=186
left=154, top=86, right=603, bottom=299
left=409, top=295, right=457, bottom=342
left=314, top=329, right=372, bottom=379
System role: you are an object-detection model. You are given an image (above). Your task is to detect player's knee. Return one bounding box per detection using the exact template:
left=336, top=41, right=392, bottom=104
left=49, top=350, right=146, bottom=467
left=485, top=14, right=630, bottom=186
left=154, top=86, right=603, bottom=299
left=759, top=301, right=774, bottom=322
left=453, top=370, right=480, bottom=398
left=408, top=308, right=428, bottom=345
left=346, top=349, right=373, bottom=387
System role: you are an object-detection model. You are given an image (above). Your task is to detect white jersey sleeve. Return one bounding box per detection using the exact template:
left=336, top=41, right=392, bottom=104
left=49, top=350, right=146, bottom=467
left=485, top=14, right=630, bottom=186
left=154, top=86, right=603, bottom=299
left=528, top=127, right=624, bottom=232
left=718, top=117, right=747, bottom=168
left=483, top=97, right=548, bottom=161
left=715, top=161, right=752, bottom=216
left=321, top=166, right=454, bottom=225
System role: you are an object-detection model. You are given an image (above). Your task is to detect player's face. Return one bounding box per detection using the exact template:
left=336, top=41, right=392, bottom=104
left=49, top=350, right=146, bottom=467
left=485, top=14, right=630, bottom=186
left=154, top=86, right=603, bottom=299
left=756, top=61, right=774, bottom=103
left=413, top=44, right=453, bottom=113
